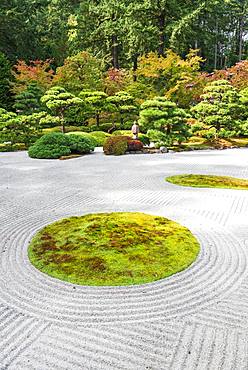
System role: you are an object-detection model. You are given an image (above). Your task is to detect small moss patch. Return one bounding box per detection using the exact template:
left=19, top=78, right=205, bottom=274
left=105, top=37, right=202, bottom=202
left=166, top=174, right=248, bottom=190
left=28, top=213, right=200, bottom=286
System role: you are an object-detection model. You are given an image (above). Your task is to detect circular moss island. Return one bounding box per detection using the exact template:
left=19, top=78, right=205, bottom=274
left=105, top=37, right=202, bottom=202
left=166, top=174, right=248, bottom=190
left=28, top=213, right=200, bottom=286
left=165, top=174, right=248, bottom=190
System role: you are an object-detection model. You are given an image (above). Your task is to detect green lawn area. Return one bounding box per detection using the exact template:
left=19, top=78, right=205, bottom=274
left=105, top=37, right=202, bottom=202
left=166, top=174, right=248, bottom=190
left=28, top=212, right=200, bottom=286
left=179, top=136, right=248, bottom=151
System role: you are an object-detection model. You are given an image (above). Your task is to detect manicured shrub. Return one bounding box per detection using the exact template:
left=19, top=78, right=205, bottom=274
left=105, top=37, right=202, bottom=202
left=90, top=131, right=111, bottom=146
left=127, top=139, right=143, bottom=151
left=66, top=132, right=98, bottom=147
left=122, top=120, right=134, bottom=130
left=78, top=125, right=92, bottom=132
left=139, top=97, right=189, bottom=145
left=28, top=144, right=71, bottom=159
left=0, top=143, right=26, bottom=152
left=112, top=130, right=132, bottom=136
left=112, top=130, right=149, bottom=145
left=41, top=86, right=83, bottom=133
left=106, top=91, right=138, bottom=128
left=36, top=132, right=69, bottom=146
left=66, top=126, right=86, bottom=132
left=103, top=135, right=129, bottom=155
left=42, top=127, right=63, bottom=134
left=138, top=134, right=150, bottom=146
left=28, top=132, right=95, bottom=159
left=42, top=125, right=86, bottom=134
left=147, top=129, right=168, bottom=145
left=67, top=134, right=95, bottom=154
left=191, top=80, right=242, bottom=135
left=218, top=128, right=237, bottom=139
left=89, top=123, right=118, bottom=132
left=67, top=131, right=111, bottom=146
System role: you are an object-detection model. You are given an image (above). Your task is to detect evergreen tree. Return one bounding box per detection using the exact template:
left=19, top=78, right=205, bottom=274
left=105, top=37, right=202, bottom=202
left=79, top=91, right=112, bottom=127
left=41, top=87, right=82, bottom=133
left=240, top=87, right=248, bottom=108
left=0, top=108, right=17, bottom=130
left=139, top=96, right=189, bottom=144
left=192, top=80, right=242, bottom=135
left=107, top=91, right=137, bottom=128
left=0, top=52, right=13, bottom=110
left=14, top=83, right=43, bottom=114
left=0, top=108, right=41, bottom=147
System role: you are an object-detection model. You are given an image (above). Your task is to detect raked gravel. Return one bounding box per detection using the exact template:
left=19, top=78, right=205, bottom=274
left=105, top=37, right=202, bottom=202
left=1, top=148, right=248, bottom=369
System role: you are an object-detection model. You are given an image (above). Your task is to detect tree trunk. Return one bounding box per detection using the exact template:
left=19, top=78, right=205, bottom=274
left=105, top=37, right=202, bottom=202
left=133, top=54, right=138, bottom=82
left=96, top=113, right=100, bottom=127
left=238, top=15, right=244, bottom=61
left=60, top=111, right=65, bottom=134
left=61, top=123, right=65, bottom=134
left=120, top=115, right=124, bottom=129
left=158, top=12, right=165, bottom=56
left=214, top=18, right=218, bottom=70
left=111, top=35, right=119, bottom=69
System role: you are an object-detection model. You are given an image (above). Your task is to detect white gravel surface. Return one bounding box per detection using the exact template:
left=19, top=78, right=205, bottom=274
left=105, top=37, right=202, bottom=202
left=1, top=148, right=248, bottom=369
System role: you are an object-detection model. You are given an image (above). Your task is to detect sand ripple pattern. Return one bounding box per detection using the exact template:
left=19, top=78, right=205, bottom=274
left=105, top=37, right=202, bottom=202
left=1, top=148, right=248, bottom=369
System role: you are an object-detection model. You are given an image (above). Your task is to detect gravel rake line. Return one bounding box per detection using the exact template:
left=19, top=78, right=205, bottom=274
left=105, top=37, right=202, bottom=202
left=1, top=149, right=248, bottom=368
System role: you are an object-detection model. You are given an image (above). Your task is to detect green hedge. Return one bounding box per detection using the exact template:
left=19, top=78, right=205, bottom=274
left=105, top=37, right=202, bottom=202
left=28, top=133, right=95, bottom=159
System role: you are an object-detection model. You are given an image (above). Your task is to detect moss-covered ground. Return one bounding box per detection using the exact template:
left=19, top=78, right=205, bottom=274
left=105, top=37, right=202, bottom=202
left=28, top=212, right=200, bottom=286
left=166, top=174, right=248, bottom=190
left=177, top=137, right=248, bottom=151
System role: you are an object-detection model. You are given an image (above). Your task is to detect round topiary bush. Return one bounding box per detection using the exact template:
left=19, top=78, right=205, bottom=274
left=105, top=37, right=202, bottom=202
left=28, top=144, right=71, bottom=159
left=67, top=134, right=95, bottom=154
left=103, top=135, right=129, bottom=155
left=103, top=136, right=144, bottom=155
left=28, top=212, right=200, bottom=286
left=127, top=139, right=143, bottom=152
left=66, top=132, right=98, bottom=147
left=113, top=131, right=149, bottom=146
left=28, top=133, right=95, bottom=159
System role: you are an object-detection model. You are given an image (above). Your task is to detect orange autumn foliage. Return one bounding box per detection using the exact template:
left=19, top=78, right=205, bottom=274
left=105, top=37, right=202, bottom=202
left=12, top=59, right=54, bottom=94
left=210, top=60, right=248, bottom=91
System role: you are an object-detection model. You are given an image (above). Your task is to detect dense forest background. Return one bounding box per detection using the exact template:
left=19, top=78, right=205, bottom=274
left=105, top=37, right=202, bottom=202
left=0, top=0, right=247, bottom=70
left=1, top=0, right=248, bottom=154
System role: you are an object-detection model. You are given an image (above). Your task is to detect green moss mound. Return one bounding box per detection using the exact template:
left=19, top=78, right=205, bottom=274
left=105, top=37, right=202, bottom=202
left=28, top=212, right=200, bottom=286
left=166, top=174, right=248, bottom=190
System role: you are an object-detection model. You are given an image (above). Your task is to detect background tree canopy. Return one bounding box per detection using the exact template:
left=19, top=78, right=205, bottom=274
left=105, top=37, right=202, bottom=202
left=0, top=0, right=248, bottom=153
left=0, top=0, right=247, bottom=70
